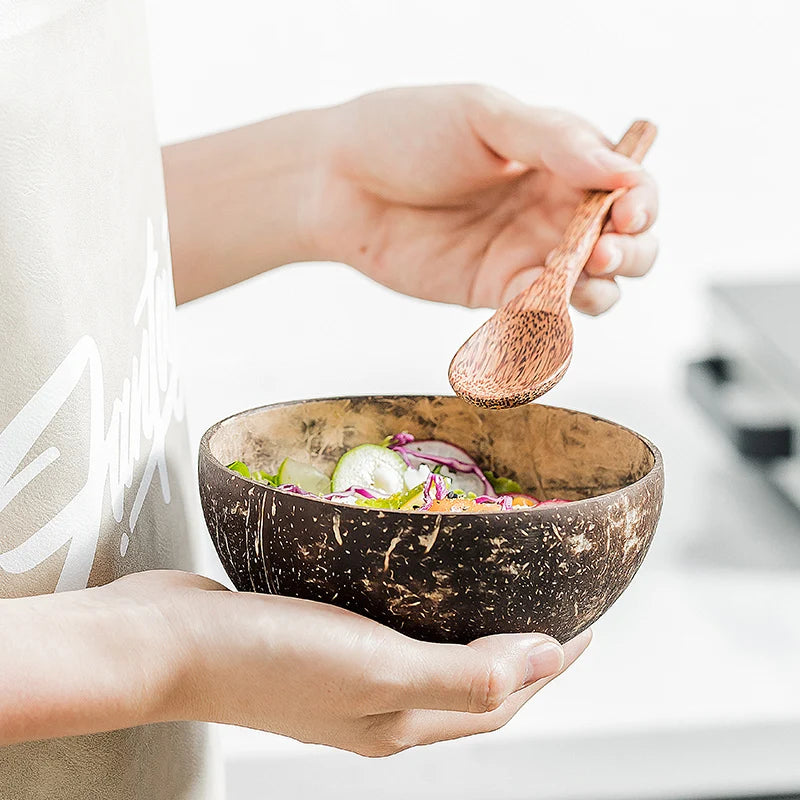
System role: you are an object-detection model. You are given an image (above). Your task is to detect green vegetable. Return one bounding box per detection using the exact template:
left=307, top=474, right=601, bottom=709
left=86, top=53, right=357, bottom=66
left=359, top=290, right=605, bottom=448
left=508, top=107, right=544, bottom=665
left=277, top=457, right=331, bottom=495
left=252, top=469, right=278, bottom=486
left=227, top=460, right=251, bottom=478
left=356, top=483, right=424, bottom=510
left=227, top=461, right=278, bottom=486
left=484, top=470, right=522, bottom=495
left=398, top=485, right=426, bottom=510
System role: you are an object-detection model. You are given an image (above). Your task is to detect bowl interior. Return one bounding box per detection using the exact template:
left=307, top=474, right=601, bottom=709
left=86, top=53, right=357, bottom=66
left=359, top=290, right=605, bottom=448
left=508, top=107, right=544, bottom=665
left=206, top=396, right=655, bottom=501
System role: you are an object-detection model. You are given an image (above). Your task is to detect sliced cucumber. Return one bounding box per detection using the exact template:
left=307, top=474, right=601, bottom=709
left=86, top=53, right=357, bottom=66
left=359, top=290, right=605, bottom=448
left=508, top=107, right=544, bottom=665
left=277, top=457, right=331, bottom=495
left=331, top=444, right=407, bottom=494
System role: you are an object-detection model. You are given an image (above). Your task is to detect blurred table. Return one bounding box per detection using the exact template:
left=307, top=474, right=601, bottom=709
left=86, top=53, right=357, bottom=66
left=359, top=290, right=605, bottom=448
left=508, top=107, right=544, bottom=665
left=177, top=265, right=800, bottom=800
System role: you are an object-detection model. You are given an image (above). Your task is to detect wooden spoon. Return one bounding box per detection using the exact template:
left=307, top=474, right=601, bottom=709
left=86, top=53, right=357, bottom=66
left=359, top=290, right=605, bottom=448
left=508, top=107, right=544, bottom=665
left=449, top=120, right=657, bottom=409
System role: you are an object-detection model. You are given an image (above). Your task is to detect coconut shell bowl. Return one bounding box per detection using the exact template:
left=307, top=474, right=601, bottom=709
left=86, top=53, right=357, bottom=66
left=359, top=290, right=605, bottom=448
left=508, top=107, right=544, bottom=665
left=198, top=396, right=663, bottom=644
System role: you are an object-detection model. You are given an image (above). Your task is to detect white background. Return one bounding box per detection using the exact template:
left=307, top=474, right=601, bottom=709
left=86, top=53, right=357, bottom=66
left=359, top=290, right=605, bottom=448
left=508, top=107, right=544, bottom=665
left=143, top=2, right=800, bottom=797
left=145, top=0, right=800, bottom=438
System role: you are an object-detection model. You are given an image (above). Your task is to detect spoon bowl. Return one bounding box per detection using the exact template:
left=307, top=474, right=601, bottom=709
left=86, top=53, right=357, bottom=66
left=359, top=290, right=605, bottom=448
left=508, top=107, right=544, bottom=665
left=449, top=306, right=573, bottom=408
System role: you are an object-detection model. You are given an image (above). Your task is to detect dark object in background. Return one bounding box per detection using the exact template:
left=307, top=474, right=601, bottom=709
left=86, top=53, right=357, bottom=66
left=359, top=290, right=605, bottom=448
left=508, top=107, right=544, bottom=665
left=198, top=396, right=663, bottom=644
left=687, top=282, right=799, bottom=510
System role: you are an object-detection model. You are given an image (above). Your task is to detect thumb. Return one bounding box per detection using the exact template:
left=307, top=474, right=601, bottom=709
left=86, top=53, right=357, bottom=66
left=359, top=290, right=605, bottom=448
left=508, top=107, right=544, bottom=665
left=468, top=88, right=641, bottom=190
left=390, top=631, right=567, bottom=714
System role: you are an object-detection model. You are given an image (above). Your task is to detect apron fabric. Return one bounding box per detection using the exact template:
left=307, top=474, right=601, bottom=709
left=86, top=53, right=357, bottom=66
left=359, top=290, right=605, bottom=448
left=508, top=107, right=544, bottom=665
left=0, top=0, right=222, bottom=796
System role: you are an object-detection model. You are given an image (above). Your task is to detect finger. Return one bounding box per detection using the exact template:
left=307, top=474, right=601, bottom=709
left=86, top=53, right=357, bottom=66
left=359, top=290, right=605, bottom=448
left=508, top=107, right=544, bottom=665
left=370, top=630, right=592, bottom=754
left=380, top=631, right=565, bottom=714
left=468, top=88, right=642, bottom=190
left=570, top=274, right=621, bottom=316
left=584, top=232, right=659, bottom=278
left=610, top=172, right=659, bottom=234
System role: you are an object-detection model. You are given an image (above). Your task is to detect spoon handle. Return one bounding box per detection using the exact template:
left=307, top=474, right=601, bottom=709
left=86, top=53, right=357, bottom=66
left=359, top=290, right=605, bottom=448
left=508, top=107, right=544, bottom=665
left=516, top=120, right=657, bottom=310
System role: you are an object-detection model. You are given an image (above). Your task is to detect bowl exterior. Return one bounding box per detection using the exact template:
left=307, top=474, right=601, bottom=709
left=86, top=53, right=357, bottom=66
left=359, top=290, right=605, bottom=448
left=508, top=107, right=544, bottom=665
left=199, top=440, right=663, bottom=644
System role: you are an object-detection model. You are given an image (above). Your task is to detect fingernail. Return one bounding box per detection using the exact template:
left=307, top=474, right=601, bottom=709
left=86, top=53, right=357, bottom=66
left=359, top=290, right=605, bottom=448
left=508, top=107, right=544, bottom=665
left=523, top=641, right=565, bottom=687
left=592, top=148, right=641, bottom=174
left=565, top=628, right=594, bottom=656
left=602, top=245, right=623, bottom=275
left=626, top=211, right=648, bottom=233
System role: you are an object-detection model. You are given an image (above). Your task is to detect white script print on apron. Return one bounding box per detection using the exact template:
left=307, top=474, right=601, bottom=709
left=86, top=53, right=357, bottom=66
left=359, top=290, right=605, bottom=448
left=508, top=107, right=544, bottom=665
left=0, top=217, right=184, bottom=592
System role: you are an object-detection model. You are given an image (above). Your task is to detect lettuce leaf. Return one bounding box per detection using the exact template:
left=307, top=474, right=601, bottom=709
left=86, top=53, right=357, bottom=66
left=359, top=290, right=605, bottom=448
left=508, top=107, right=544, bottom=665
left=227, top=460, right=251, bottom=478
left=356, top=483, right=424, bottom=510
left=226, top=461, right=278, bottom=486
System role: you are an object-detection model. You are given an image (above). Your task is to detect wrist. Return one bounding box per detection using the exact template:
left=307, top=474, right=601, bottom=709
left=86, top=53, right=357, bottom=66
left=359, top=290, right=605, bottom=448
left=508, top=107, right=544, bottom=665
left=133, top=572, right=227, bottom=726
left=279, top=104, right=343, bottom=264
left=164, top=107, right=335, bottom=302
left=294, top=98, right=379, bottom=269
left=240, top=108, right=334, bottom=265
left=90, top=574, right=198, bottom=730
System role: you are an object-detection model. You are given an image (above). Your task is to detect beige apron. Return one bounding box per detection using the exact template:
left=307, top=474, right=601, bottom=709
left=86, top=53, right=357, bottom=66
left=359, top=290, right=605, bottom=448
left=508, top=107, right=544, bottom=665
left=0, top=0, right=221, bottom=796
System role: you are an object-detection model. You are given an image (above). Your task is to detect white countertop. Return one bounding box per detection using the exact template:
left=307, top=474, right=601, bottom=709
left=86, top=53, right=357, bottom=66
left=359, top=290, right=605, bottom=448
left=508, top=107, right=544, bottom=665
left=177, top=263, right=800, bottom=799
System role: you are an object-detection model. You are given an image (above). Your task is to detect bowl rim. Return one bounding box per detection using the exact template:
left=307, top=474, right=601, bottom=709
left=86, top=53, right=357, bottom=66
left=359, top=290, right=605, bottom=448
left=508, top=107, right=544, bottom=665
left=198, top=394, right=663, bottom=517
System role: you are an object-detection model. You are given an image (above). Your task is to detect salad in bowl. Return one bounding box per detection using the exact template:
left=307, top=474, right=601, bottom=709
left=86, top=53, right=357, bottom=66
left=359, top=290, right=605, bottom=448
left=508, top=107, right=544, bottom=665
left=226, top=432, right=566, bottom=513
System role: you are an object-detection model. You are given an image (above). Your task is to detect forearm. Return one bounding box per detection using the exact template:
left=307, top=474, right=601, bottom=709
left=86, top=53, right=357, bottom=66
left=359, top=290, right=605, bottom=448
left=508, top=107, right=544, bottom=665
left=163, top=109, right=330, bottom=304
left=0, top=577, right=186, bottom=745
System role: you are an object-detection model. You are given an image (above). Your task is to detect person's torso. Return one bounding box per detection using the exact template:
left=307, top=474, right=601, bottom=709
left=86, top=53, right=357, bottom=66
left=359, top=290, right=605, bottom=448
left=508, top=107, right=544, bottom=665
left=0, top=1, right=221, bottom=796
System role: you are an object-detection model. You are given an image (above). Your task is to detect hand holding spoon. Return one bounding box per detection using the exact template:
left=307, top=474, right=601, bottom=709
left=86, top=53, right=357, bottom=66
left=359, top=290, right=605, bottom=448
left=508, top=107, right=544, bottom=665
left=449, top=120, right=657, bottom=409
